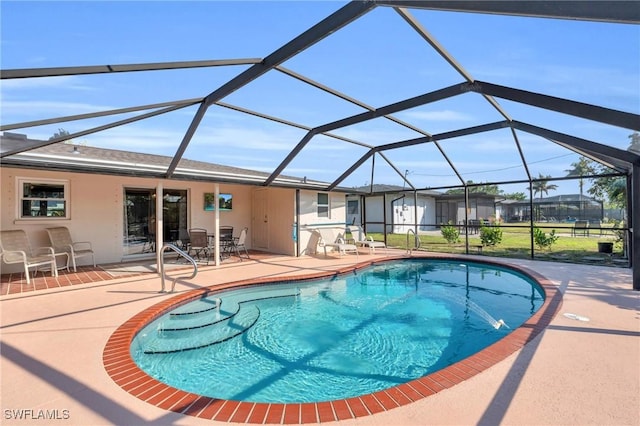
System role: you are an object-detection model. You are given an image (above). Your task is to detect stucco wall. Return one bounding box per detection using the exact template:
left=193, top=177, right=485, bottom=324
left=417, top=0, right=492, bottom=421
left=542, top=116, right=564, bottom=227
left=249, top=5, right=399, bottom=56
left=391, top=196, right=436, bottom=233
left=298, top=191, right=347, bottom=256
left=364, top=195, right=385, bottom=233
left=0, top=167, right=254, bottom=273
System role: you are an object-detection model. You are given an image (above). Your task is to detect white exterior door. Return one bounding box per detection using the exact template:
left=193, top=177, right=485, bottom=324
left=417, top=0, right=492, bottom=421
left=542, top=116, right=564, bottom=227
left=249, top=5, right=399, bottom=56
left=252, top=188, right=269, bottom=250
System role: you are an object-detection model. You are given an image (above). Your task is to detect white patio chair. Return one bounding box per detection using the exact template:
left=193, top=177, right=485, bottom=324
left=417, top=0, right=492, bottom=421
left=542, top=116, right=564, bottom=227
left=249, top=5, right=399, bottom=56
left=230, top=227, right=250, bottom=260
left=315, top=228, right=359, bottom=259
left=46, top=227, right=95, bottom=272
left=348, top=225, right=387, bottom=255
left=0, top=229, right=58, bottom=284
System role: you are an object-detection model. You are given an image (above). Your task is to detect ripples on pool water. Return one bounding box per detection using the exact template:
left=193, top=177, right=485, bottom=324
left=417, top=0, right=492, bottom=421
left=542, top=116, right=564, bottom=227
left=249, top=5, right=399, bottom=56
left=131, top=259, right=543, bottom=403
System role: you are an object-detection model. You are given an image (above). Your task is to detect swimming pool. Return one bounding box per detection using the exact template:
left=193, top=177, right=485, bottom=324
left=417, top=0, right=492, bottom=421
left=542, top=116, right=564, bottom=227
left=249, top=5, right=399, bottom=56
left=130, top=258, right=544, bottom=403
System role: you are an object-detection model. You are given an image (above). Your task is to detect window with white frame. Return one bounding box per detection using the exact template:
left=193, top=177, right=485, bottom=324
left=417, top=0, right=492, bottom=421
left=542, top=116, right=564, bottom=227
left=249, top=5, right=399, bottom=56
left=317, top=193, right=329, bottom=218
left=18, top=178, right=69, bottom=218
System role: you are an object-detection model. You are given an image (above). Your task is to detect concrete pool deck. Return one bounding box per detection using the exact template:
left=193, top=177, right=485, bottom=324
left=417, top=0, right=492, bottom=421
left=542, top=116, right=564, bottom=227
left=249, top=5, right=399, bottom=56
left=1, top=250, right=638, bottom=425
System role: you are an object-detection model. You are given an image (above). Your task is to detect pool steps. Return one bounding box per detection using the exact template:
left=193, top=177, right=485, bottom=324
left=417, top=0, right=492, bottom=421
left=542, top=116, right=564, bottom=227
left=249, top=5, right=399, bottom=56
left=139, top=288, right=300, bottom=354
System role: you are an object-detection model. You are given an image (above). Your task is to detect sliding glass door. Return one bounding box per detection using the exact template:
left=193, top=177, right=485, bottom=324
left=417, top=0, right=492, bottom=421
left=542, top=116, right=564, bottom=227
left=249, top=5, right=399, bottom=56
left=123, top=188, right=188, bottom=256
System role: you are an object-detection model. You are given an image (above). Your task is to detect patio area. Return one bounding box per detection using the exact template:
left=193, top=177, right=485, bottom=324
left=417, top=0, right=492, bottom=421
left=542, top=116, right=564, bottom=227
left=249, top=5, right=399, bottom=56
left=1, top=250, right=637, bottom=425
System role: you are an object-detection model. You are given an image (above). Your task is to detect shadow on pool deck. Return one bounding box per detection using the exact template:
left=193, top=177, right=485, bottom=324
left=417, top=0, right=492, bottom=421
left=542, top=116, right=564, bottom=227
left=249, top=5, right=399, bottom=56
left=0, top=252, right=637, bottom=425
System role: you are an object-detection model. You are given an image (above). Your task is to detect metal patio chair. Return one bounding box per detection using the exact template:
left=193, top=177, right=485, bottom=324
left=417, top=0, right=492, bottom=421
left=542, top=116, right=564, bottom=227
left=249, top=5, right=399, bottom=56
left=187, top=228, right=212, bottom=264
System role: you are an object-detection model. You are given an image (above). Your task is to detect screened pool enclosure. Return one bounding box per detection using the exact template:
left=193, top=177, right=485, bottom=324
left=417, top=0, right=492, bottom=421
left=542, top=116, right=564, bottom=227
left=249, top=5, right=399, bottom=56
left=1, top=1, right=638, bottom=287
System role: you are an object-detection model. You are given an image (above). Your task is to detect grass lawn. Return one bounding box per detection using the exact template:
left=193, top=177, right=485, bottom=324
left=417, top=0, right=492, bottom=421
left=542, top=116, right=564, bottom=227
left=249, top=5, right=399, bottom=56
left=361, top=222, right=627, bottom=266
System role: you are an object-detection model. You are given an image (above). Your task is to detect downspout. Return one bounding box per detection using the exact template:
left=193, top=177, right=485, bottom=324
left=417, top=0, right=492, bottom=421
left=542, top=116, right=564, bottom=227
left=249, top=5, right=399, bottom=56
left=391, top=194, right=406, bottom=237
left=383, top=193, right=388, bottom=242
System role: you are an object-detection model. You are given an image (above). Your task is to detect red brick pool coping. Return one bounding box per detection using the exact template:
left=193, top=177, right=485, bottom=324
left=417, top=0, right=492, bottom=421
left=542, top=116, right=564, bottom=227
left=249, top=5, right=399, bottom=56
left=103, top=255, right=562, bottom=424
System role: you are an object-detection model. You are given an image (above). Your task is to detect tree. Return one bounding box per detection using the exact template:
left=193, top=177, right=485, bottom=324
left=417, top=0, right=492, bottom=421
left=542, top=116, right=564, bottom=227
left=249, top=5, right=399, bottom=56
left=49, top=128, right=71, bottom=141
left=565, top=157, right=596, bottom=200
left=588, top=165, right=626, bottom=210
left=445, top=180, right=503, bottom=195
left=584, top=133, right=635, bottom=214
left=629, top=131, right=640, bottom=154
left=528, top=173, right=558, bottom=199
left=503, top=191, right=527, bottom=201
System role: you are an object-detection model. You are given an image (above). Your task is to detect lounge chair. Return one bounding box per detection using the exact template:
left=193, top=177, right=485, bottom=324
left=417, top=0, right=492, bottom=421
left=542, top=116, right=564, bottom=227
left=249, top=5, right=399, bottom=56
left=46, top=226, right=95, bottom=272
left=348, top=225, right=387, bottom=255
left=314, top=228, right=359, bottom=259
left=0, top=229, right=58, bottom=284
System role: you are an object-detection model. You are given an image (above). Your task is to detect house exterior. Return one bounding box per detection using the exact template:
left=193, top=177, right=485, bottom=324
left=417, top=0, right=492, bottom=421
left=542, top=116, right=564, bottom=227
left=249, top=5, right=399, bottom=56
left=346, top=186, right=439, bottom=234
left=347, top=187, right=509, bottom=234
left=0, top=136, right=349, bottom=273
left=498, top=194, right=604, bottom=222
left=434, top=193, right=503, bottom=225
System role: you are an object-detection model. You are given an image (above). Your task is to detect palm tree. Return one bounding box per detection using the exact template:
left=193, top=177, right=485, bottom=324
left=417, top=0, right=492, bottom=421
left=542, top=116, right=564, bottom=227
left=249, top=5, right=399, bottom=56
left=565, top=157, right=595, bottom=200
left=527, top=173, right=558, bottom=221
left=529, top=173, right=558, bottom=199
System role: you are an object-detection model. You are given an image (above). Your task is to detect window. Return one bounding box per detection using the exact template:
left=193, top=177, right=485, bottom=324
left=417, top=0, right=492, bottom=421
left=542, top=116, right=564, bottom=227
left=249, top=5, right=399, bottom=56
left=19, top=179, right=69, bottom=218
left=317, top=193, right=329, bottom=218
left=347, top=200, right=359, bottom=215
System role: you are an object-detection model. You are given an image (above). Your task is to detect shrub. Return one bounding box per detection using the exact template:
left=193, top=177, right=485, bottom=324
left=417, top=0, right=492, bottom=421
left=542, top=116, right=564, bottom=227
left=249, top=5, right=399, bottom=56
left=480, top=225, right=502, bottom=246
left=533, top=227, right=559, bottom=250
left=440, top=222, right=460, bottom=244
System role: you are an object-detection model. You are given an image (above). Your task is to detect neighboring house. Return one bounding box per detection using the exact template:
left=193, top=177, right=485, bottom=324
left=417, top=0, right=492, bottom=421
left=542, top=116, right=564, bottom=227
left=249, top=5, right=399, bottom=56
left=498, top=194, right=604, bottom=222
left=348, top=189, right=512, bottom=233
left=347, top=185, right=440, bottom=234
left=0, top=134, right=350, bottom=273
left=434, top=193, right=502, bottom=225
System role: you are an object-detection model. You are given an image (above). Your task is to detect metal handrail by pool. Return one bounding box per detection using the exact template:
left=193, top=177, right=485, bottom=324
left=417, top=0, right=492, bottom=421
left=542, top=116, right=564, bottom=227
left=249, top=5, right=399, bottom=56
left=406, top=229, right=421, bottom=255
left=159, top=243, right=198, bottom=293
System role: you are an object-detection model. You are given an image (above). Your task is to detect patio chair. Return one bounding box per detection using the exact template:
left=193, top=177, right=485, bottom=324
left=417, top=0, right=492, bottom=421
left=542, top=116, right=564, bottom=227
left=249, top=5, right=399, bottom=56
left=348, top=225, right=387, bottom=255
left=46, top=226, right=95, bottom=272
left=314, top=228, right=359, bottom=259
left=572, top=220, right=589, bottom=237
left=219, top=226, right=234, bottom=258
left=0, top=229, right=58, bottom=284
left=230, top=227, right=250, bottom=260
left=174, top=229, right=190, bottom=251
left=187, top=228, right=212, bottom=264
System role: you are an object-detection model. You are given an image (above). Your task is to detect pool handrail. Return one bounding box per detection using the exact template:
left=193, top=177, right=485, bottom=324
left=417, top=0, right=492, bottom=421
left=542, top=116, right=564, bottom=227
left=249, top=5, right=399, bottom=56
left=406, top=229, right=421, bottom=254
left=159, top=243, right=198, bottom=293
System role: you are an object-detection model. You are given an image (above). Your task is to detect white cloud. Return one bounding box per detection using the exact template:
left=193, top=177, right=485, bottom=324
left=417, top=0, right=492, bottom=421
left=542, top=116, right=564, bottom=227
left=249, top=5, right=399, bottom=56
left=1, top=75, right=95, bottom=91
left=1, top=100, right=109, bottom=117
left=195, top=125, right=301, bottom=151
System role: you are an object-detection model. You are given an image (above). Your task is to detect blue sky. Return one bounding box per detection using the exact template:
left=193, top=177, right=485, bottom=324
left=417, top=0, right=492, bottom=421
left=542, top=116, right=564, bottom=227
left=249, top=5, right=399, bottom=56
left=2, top=1, right=639, bottom=196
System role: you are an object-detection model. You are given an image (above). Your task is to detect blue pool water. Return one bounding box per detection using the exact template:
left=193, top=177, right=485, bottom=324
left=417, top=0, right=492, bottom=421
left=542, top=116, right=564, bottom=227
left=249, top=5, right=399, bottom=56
left=131, top=259, right=543, bottom=403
